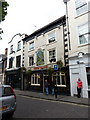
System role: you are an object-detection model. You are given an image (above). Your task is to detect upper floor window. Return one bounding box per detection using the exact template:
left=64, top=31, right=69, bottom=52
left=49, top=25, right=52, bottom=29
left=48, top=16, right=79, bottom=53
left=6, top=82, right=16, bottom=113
left=17, top=41, right=21, bottom=51
left=29, top=55, right=34, bottom=66
left=49, top=49, right=56, bottom=63
left=48, top=31, right=56, bottom=43
left=78, top=22, right=89, bottom=44
left=16, top=55, right=21, bottom=67
left=10, top=45, right=13, bottom=54
left=75, top=0, right=88, bottom=16
left=29, top=41, right=34, bottom=50
left=9, top=57, right=13, bottom=68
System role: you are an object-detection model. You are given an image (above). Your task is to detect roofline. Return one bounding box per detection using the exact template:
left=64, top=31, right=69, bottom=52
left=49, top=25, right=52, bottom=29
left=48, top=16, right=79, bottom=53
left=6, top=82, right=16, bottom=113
left=23, top=15, right=66, bottom=42
left=8, top=33, right=28, bottom=44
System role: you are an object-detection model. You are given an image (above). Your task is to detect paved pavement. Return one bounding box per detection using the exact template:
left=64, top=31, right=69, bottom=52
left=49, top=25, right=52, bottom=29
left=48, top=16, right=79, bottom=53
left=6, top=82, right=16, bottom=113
left=14, top=89, right=89, bottom=106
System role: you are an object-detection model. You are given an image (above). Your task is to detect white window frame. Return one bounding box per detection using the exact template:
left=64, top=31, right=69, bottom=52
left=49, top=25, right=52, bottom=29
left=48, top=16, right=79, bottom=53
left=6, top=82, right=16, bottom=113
left=48, top=31, right=56, bottom=44
left=78, top=22, right=89, bottom=45
left=29, top=41, right=34, bottom=51
left=52, top=72, right=66, bottom=87
left=31, top=73, right=40, bottom=86
left=48, top=49, right=56, bottom=63
left=17, top=41, right=21, bottom=51
left=10, top=45, right=13, bottom=54
left=28, top=55, right=34, bottom=66
left=75, top=0, right=88, bottom=16
left=43, top=72, right=66, bottom=87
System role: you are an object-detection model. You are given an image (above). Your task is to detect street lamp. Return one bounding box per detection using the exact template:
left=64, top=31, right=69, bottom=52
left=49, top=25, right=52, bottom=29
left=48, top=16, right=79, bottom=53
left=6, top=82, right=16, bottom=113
left=63, top=0, right=71, bottom=50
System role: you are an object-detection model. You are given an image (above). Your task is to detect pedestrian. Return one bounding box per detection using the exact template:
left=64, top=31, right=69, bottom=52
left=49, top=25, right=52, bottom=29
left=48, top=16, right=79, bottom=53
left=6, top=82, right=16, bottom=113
left=45, top=79, right=49, bottom=95
left=77, top=78, right=83, bottom=98
left=51, top=79, right=55, bottom=95
left=54, top=79, right=58, bottom=98
left=54, top=85, right=58, bottom=98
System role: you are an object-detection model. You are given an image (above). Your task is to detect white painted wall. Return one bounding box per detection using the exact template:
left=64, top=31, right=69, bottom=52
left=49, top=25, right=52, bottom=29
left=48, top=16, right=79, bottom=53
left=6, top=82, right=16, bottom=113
left=67, top=0, right=90, bottom=98
left=69, top=55, right=89, bottom=98
left=7, top=34, right=25, bottom=70
left=24, top=26, right=65, bottom=69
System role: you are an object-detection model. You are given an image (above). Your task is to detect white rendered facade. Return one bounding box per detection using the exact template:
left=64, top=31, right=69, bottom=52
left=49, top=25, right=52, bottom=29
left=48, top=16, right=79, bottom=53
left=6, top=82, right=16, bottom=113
left=24, top=28, right=65, bottom=69
left=6, top=33, right=26, bottom=71
left=23, top=16, right=70, bottom=93
left=67, top=0, right=90, bottom=98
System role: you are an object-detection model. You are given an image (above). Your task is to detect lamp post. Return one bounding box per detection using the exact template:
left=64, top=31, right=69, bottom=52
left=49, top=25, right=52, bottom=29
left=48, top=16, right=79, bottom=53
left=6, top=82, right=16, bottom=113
left=63, top=0, right=71, bottom=50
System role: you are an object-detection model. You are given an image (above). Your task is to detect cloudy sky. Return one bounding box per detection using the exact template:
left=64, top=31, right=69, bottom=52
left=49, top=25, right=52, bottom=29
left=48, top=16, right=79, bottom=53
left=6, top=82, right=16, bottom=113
left=0, top=0, right=66, bottom=54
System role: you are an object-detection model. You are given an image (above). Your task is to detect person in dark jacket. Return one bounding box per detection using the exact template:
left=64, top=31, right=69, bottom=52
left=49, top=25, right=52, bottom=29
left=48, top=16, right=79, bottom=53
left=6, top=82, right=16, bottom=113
left=45, top=80, right=49, bottom=95
left=51, top=79, right=55, bottom=95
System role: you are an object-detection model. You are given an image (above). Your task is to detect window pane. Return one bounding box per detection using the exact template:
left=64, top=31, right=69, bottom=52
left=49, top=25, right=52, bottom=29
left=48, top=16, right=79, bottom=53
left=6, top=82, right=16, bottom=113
left=3, top=87, right=14, bottom=96
left=57, top=76, right=60, bottom=85
left=78, top=23, right=88, bottom=44
left=75, top=0, right=87, bottom=16
left=87, top=74, right=90, bottom=89
left=17, top=41, right=21, bottom=50
left=29, top=42, right=34, bottom=50
left=32, top=76, right=34, bottom=84
left=48, top=32, right=55, bottom=43
left=31, top=74, right=40, bottom=85
left=61, top=76, right=66, bottom=85
left=49, top=49, right=56, bottom=62
left=16, top=55, right=21, bottom=67
left=79, top=34, right=88, bottom=44
left=29, top=56, right=34, bottom=66
left=35, top=76, right=37, bottom=84
left=10, top=45, right=13, bottom=53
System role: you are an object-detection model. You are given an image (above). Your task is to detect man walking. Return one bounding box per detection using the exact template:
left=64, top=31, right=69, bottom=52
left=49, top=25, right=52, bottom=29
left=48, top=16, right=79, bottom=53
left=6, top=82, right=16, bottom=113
left=45, top=80, right=49, bottom=95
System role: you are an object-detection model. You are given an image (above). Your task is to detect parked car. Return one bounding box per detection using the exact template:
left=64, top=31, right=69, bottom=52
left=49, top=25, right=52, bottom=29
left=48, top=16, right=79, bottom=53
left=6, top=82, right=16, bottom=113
left=0, top=85, right=16, bottom=119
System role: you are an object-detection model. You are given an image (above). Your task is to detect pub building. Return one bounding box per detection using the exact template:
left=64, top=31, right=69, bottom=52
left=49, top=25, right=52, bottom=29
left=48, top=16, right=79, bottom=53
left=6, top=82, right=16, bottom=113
left=23, top=15, right=70, bottom=95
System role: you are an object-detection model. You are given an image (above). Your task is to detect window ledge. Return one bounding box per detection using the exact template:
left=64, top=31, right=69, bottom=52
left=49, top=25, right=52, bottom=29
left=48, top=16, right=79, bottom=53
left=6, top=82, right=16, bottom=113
left=78, top=43, right=90, bottom=47
left=17, top=49, right=21, bottom=52
left=28, top=65, right=35, bottom=67
left=28, top=49, right=35, bottom=52
left=46, top=41, right=57, bottom=46
left=75, top=11, right=90, bottom=19
left=31, top=84, right=40, bottom=86
left=57, top=85, right=66, bottom=87
left=9, top=52, right=15, bottom=55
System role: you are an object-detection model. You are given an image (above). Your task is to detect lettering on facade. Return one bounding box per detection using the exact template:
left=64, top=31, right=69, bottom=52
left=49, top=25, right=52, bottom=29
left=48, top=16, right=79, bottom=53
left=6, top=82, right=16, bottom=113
left=33, top=65, right=48, bottom=70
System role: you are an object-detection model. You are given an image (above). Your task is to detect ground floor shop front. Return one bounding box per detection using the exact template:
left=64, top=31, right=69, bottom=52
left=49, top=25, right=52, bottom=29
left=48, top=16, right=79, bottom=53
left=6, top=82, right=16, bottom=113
left=5, top=68, right=23, bottom=90
left=25, top=66, right=70, bottom=95
left=5, top=66, right=70, bottom=95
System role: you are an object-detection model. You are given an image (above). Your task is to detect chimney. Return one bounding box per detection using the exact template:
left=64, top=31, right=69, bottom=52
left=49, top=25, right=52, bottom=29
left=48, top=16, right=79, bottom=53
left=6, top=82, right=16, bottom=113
left=5, top=48, right=8, bottom=56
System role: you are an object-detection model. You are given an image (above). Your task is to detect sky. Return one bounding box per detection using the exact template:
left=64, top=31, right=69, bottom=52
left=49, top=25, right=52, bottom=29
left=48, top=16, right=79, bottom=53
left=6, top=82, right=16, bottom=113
left=0, top=0, right=66, bottom=54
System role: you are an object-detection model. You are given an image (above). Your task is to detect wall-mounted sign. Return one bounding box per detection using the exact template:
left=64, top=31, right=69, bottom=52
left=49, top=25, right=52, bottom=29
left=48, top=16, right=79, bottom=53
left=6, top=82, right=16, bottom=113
left=36, top=49, right=44, bottom=66
left=33, top=65, right=48, bottom=70
left=54, top=65, right=58, bottom=70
